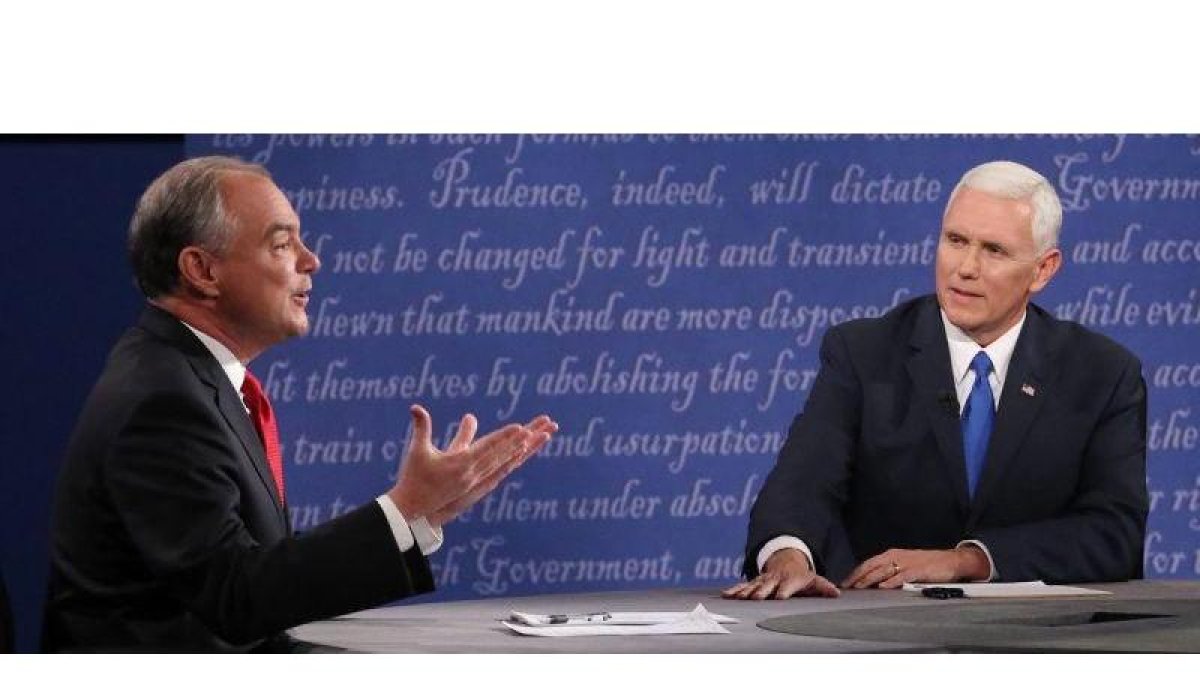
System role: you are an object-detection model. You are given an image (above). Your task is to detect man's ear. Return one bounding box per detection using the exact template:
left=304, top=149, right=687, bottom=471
left=177, top=246, right=220, bottom=298
left=1029, top=247, right=1062, bottom=294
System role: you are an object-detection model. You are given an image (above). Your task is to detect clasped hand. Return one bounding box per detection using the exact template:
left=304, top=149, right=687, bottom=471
left=387, top=405, right=558, bottom=528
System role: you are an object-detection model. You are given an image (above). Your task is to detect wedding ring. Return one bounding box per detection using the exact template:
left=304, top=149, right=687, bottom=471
left=890, top=562, right=901, bottom=575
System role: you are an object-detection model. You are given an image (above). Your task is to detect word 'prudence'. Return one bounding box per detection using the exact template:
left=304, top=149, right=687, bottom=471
left=430, top=148, right=585, bottom=209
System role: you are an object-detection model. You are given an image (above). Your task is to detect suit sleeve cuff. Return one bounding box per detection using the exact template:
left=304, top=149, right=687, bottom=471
left=757, top=536, right=815, bottom=575
left=956, top=539, right=997, bottom=581
left=374, top=495, right=443, bottom=556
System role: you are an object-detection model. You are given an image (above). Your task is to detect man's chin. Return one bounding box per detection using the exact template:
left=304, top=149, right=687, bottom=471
left=943, top=308, right=982, bottom=334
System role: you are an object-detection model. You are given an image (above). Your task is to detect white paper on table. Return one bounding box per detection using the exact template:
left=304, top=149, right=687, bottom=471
left=902, top=581, right=1112, bottom=598
left=508, top=604, right=738, bottom=627
left=502, top=603, right=733, bottom=637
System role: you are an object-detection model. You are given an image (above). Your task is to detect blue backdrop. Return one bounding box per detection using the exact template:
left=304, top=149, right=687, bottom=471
left=3, top=135, right=1196, bottom=651
left=186, top=134, right=1200, bottom=600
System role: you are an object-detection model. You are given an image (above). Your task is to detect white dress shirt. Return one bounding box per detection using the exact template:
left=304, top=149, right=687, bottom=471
left=756, top=310, right=1028, bottom=580
left=182, top=321, right=442, bottom=557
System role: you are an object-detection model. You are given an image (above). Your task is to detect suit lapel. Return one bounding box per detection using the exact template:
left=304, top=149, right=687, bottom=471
left=906, top=300, right=970, bottom=515
left=967, top=311, right=1052, bottom=528
left=139, top=306, right=288, bottom=527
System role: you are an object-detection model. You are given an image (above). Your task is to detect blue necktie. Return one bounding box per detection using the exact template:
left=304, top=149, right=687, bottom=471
left=962, top=351, right=994, bottom=498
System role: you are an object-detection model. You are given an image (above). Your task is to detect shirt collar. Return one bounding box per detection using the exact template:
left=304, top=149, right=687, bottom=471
left=941, top=309, right=1025, bottom=389
left=180, top=320, right=246, bottom=393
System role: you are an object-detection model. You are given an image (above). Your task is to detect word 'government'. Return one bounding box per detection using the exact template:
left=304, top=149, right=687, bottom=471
left=1055, top=152, right=1200, bottom=211
left=465, top=536, right=680, bottom=595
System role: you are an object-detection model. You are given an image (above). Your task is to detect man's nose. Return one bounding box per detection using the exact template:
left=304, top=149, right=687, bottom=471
left=956, top=245, right=981, bottom=277
left=298, top=240, right=321, bottom=273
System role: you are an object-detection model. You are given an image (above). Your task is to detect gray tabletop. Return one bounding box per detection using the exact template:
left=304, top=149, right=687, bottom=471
left=289, top=581, right=1199, bottom=653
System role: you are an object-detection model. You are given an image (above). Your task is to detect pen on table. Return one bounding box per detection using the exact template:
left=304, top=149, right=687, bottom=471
left=548, top=612, right=612, bottom=624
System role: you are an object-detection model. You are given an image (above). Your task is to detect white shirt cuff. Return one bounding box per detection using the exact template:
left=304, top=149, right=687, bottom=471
left=410, top=515, right=443, bottom=555
left=956, top=539, right=997, bottom=581
left=757, top=536, right=815, bottom=576
left=374, top=495, right=444, bottom=556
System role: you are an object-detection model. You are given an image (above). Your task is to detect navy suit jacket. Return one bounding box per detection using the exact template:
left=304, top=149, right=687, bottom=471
left=745, top=295, right=1148, bottom=583
left=44, top=305, right=434, bottom=651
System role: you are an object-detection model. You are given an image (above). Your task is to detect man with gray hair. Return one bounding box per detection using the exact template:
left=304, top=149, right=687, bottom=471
left=44, top=156, right=558, bottom=650
left=726, top=160, right=1147, bottom=600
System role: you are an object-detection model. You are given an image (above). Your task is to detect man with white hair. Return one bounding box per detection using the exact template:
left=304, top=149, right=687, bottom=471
left=726, top=160, right=1148, bottom=600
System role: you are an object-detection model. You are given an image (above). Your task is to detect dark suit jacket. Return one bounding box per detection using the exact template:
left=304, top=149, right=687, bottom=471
left=44, top=305, right=434, bottom=652
left=745, top=294, right=1147, bottom=584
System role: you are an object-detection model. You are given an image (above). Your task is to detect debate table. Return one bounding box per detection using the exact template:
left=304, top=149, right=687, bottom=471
left=291, top=580, right=1200, bottom=653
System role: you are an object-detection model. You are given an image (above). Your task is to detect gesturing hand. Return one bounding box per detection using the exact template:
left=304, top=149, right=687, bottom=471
left=387, top=405, right=557, bottom=528
left=428, top=412, right=557, bottom=527
left=721, top=548, right=841, bottom=600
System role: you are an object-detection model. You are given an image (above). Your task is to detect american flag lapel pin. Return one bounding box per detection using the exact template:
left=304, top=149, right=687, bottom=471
left=1021, top=383, right=1036, bottom=397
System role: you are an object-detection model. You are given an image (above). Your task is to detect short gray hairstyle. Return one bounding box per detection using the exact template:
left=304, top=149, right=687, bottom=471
left=944, top=160, right=1063, bottom=254
left=128, top=156, right=270, bottom=298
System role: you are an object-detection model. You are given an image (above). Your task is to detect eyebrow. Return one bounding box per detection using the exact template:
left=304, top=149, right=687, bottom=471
left=263, top=222, right=299, bottom=240
left=942, top=227, right=1013, bottom=250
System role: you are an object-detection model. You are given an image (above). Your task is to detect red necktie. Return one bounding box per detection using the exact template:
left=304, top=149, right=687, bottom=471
left=241, top=371, right=285, bottom=503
